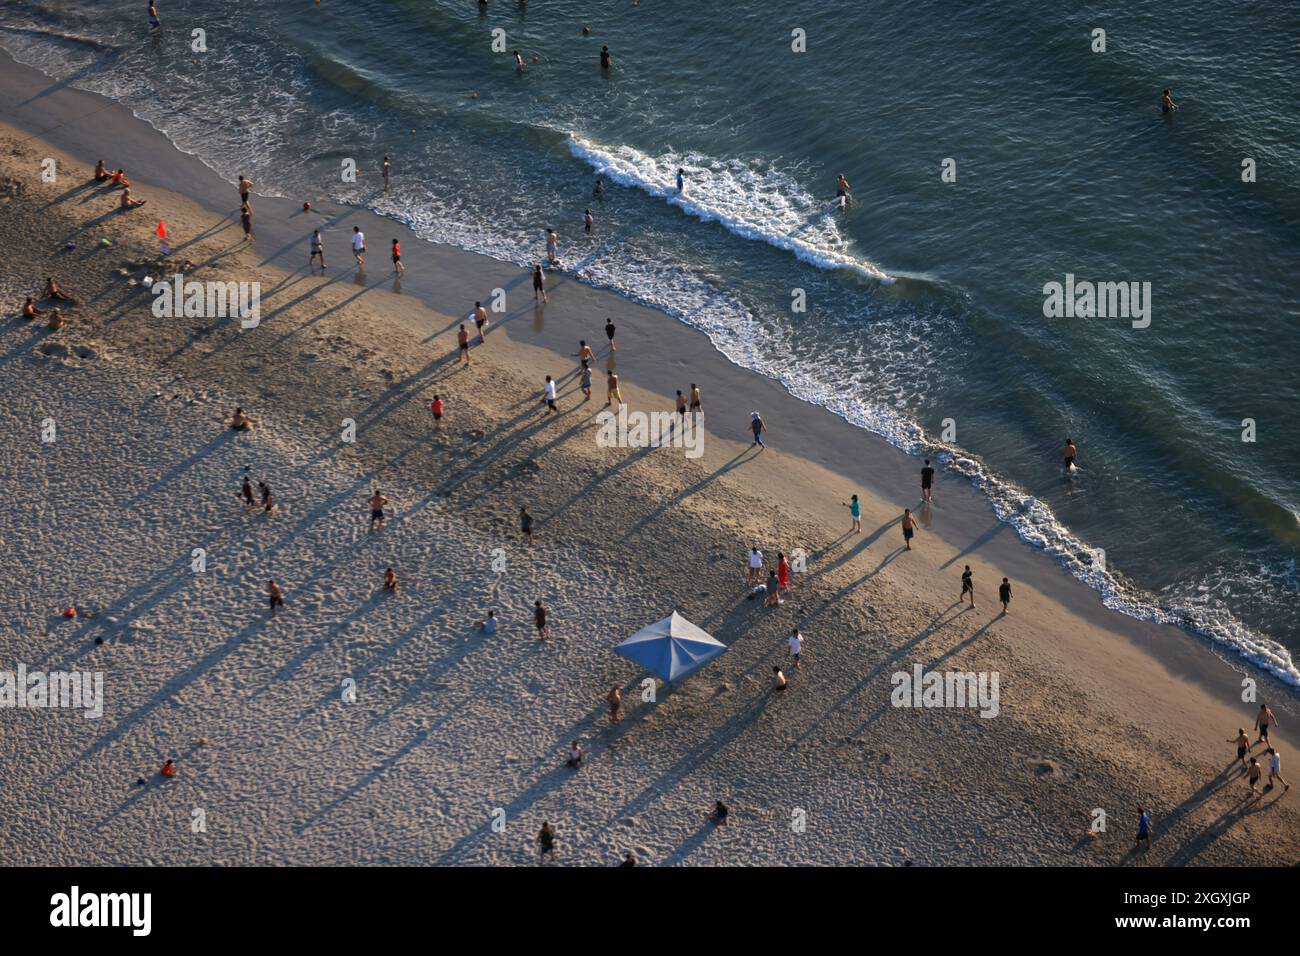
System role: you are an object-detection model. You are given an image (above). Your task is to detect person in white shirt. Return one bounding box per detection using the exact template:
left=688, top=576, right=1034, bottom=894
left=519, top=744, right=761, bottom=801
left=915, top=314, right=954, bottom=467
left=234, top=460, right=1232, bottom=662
left=543, top=375, right=558, bottom=414
left=351, top=226, right=366, bottom=268
left=788, top=629, right=803, bottom=669
left=747, top=546, right=764, bottom=585
left=474, top=610, right=498, bottom=635
left=1267, top=748, right=1290, bottom=792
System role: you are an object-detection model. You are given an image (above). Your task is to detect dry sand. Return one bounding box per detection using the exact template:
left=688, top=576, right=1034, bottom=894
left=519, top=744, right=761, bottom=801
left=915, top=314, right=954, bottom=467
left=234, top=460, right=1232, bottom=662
left=0, top=55, right=1297, bottom=866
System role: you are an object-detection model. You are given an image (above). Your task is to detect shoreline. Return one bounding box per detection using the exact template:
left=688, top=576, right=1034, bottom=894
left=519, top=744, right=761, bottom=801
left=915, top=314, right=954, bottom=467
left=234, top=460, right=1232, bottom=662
left=2, top=50, right=1297, bottom=865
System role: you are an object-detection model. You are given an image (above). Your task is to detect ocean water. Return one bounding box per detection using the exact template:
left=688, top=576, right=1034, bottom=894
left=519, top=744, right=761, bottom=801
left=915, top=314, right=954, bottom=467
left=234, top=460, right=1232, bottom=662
left=3, top=0, right=1298, bottom=685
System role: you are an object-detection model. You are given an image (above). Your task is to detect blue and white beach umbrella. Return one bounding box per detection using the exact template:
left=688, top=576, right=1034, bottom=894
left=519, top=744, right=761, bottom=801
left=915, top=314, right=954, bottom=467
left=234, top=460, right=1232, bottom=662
left=615, top=611, right=727, bottom=683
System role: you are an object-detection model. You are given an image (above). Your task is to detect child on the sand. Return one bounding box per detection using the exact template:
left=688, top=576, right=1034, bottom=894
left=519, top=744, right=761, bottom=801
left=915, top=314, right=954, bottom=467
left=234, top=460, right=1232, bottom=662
left=383, top=568, right=398, bottom=592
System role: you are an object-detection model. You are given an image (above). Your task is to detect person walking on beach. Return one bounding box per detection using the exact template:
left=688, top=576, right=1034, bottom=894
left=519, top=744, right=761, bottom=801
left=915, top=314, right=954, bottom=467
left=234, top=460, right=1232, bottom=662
left=901, top=508, right=919, bottom=549
left=573, top=340, right=595, bottom=369
left=391, top=239, right=404, bottom=275
left=520, top=506, right=534, bottom=544
left=921, top=458, right=935, bottom=503
left=382, top=156, right=391, bottom=192
left=240, top=201, right=253, bottom=240
left=605, top=317, right=616, bottom=347
left=1266, top=748, right=1290, bottom=792
left=606, top=371, right=623, bottom=408
left=238, top=174, right=253, bottom=205
left=777, top=551, right=790, bottom=596
left=1228, top=728, right=1252, bottom=771
left=267, top=579, right=284, bottom=619
left=543, top=375, right=559, bottom=414
left=999, top=577, right=1012, bottom=614
left=788, top=628, right=803, bottom=670
left=960, top=565, right=975, bottom=607
left=430, top=394, right=444, bottom=429
left=689, top=383, right=702, bottom=416
left=580, top=364, right=593, bottom=401
left=845, top=494, right=862, bottom=533
left=532, top=264, right=547, bottom=303
left=584, top=208, right=593, bottom=235
left=1161, top=88, right=1179, bottom=113
left=352, top=227, right=366, bottom=269
left=258, top=481, right=274, bottom=513
left=750, top=411, right=766, bottom=448
left=747, top=546, right=764, bottom=586
left=148, top=1, right=161, bottom=30
left=537, top=822, right=556, bottom=863
left=1255, top=704, right=1277, bottom=747
left=240, top=475, right=255, bottom=510
left=457, top=323, right=472, bottom=367
left=309, top=229, right=326, bottom=272
left=534, top=600, right=549, bottom=640
left=1247, top=757, right=1263, bottom=800
left=608, top=685, right=623, bottom=723
left=473, top=301, right=488, bottom=342
left=368, top=489, right=389, bottom=531
left=1135, top=806, right=1150, bottom=850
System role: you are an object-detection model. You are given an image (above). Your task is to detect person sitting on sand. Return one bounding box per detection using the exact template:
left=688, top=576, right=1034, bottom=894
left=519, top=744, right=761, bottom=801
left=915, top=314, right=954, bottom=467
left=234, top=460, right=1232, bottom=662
left=44, top=277, right=74, bottom=302
left=120, top=187, right=147, bottom=209
left=620, top=850, right=636, bottom=866
left=537, top=822, right=557, bottom=863
left=22, top=296, right=46, bottom=320
left=47, top=307, right=65, bottom=331
left=474, top=610, right=498, bottom=635
left=708, top=800, right=729, bottom=826
left=109, top=168, right=130, bottom=187
left=383, top=567, right=398, bottom=592
left=566, top=741, right=584, bottom=769
left=773, top=666, right=788, bottom=691
left=93, top=160, right=109, bottom=182
left=160, top=760, right=177, bottom=778
left=230, top=407, right=255, bottom=431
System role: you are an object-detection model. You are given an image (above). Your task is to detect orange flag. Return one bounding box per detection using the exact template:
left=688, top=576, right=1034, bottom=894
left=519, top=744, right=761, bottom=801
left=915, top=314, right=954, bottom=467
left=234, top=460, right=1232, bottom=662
left=156, top=220, right=167, bottom=238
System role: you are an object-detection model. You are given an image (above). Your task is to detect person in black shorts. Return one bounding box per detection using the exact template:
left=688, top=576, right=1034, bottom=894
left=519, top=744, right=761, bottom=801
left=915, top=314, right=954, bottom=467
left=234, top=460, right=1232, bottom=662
left=921, top=458, right=935, bottom=503
left=537, top=822, right=556, bottom=862
left=960, top=565, right=975, bottom=607
left=267, top=579, right=284, bottom=618
left=999, top=577, right=1012, bottom=615
left=532, top=264, right=547, bottom=303
left=534, top=599, right=548, bottom=639
left=605, top=317, right=616, bottom=346
left=520, top=506, right=533, bottom=543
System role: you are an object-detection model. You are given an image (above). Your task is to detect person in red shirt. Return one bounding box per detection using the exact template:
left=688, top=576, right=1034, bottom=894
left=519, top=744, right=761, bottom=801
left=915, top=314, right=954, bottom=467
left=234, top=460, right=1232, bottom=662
left=430, top=394, right=444, bottom=428
left=160, top=760, right=177, bottom=778
left=777, top=551, right=790, bottom=596
left=391, top=238, right=404, bottom=275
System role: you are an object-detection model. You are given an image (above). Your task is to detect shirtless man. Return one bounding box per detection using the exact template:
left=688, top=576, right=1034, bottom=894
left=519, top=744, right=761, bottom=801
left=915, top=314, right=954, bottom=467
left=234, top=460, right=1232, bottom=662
left=21, top=297, right=46, bottom=320
left=47, top=308, right=65, bottom=331
left=120, top=188, right=147, bottom=209
left=368, top=489, right=389, bottom=530
left=1255, top=703, right=1278, bottom=747
left=267, top=579, right=284, bottom=618
left=690, top=383, right=702, bottom=416
left=473, top=301, right=489, bottom=342
left=607, top=685, right=623, bottom=723
left=230, top=407, right=255, bottom=431
left=382, top=156, right=391, bottom=192
left=1062, top=437, right=1078, bottom=470
left=1228, top=728, right=1251, bottom=771
left=572, top=339, right=595, bottom=369
left=309, top=229, right=325, bottom=272
left=148, top=1, right=161, bottom=30
left=675, top=389, right=688, bottom=421
left=93, top=159, right=109, bottom=181
left=901, top=508, right=920, bottom=550
left=836, top=174, right=852, bottom=203
left=44, top=277, right=74, bottom=302
left=457, top=323, right=472, bottom=367
left=1161, top=88, right=1179, bottom=113
left=1246, top=757, right=1263, bottom=800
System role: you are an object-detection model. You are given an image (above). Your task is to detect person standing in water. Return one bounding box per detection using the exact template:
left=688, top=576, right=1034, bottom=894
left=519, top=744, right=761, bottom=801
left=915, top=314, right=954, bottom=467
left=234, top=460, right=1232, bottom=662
left=391, top=238, right=404, bottom=275
left=592, top=178, right=605, bottom=200
left=676, top=167, right=685, bottom=193
left=1161, top=88, right=1179, bottom=113
left=382, top=156, right=391, bottom=191
left=921, top=458, right=935, bottom=503
left=1062, top=437, right=1078, bottom=471
left=584, top=208, right=593, bottom=235
left=513, top=49, right=525, bottom=74
left=148, top=1, right=161, bottom=30
left=600, top=45, right=612, bottom=69
left=546, top=229, right=559, bottom=266
left=836, top=174, right=852, bottom=204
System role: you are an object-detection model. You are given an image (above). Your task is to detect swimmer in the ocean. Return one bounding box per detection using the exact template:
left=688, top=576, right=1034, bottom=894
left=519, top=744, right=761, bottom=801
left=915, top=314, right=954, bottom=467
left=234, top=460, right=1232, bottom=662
left=1062, top=437, right=1078, bottom=471
left=1161, top=88, right=1178, bottom=113
left=148, top=1, right=161, bottom=30
left=836, top=174, right=852, bottom=203
left=592, top=177, right=605, bottom=200
left=600, top=45, right=613, bottom=70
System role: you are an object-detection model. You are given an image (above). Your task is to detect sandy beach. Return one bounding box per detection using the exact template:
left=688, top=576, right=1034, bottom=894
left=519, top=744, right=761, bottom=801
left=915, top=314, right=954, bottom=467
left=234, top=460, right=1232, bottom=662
left=1, top=49, right=1297, bottom=867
